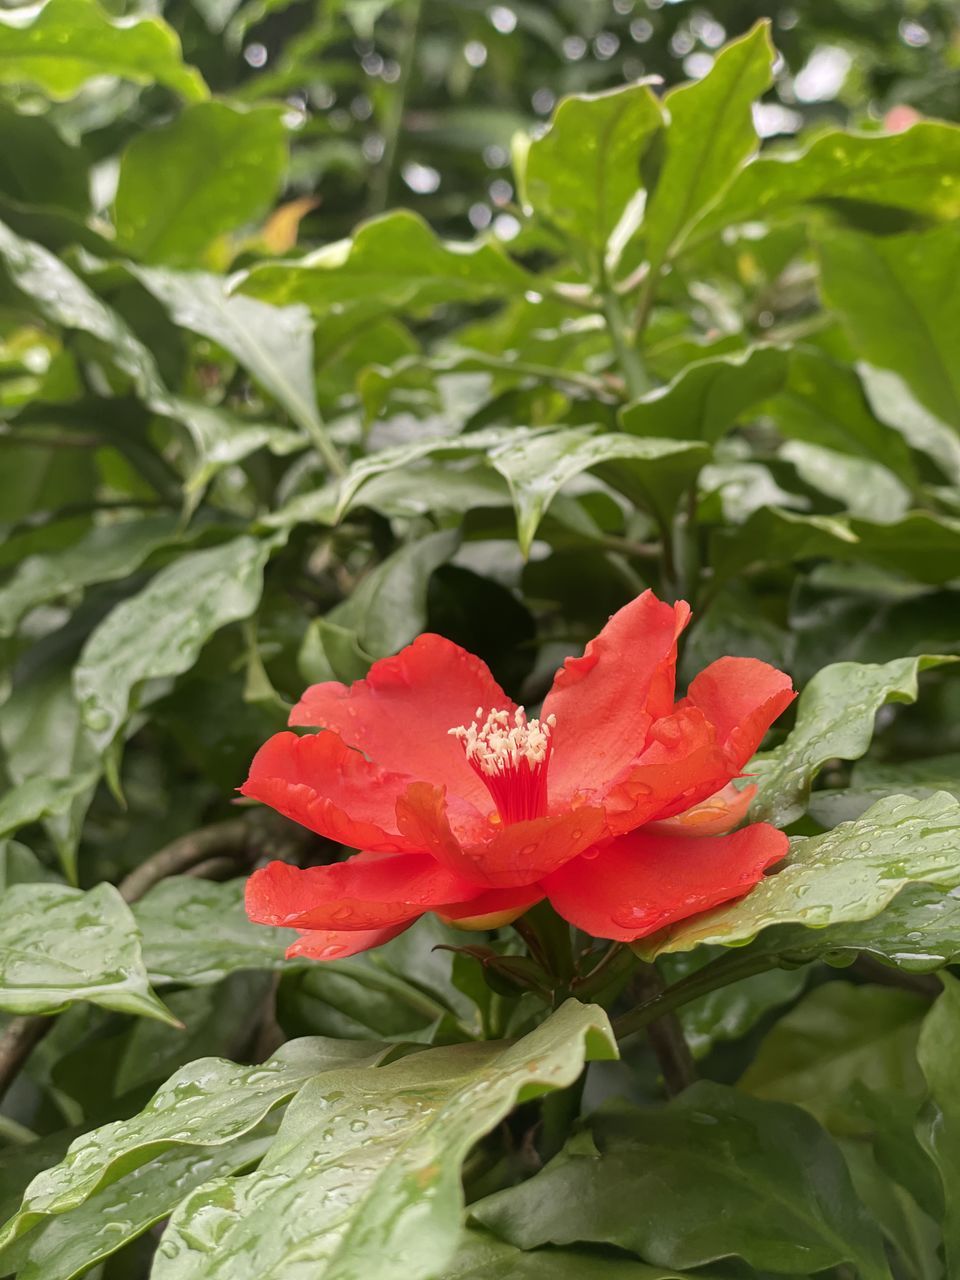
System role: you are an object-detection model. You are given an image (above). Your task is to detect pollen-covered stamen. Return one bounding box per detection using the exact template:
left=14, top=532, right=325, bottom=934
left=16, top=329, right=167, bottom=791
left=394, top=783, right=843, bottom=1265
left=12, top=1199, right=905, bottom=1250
left=449, top=706, right=556, bottom=824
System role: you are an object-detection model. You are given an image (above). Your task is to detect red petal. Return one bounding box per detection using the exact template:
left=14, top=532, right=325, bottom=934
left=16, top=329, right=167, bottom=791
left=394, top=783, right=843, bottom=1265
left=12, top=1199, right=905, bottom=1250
left=542, top=591, right=691, bottom=802
left=245, top=853, right=476, bottom=931
left=240, top=731, right=422, bottom=853
left=396, top=782, right=607, bottom=888
left=599, top=706, right=733, bottom=836
left=646, top=782, right=757, bottom=837
left=684, top=657, right=795, bottom=770
left=286, top=923, right=411, bottom=961
left=435, top=884, right=544, bottom=921
left=544, top=822, right=788, bottom=942
left=289, top=634, right=512, bottom=810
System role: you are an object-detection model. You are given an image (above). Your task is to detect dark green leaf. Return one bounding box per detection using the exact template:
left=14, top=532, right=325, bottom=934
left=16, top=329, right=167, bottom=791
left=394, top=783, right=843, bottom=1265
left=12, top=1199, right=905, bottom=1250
left=473, top=1081, right=889, bottom=1279
left=442, top=1230, right=727, bottom=1279
left=916, top=976, right=960, bottom=1272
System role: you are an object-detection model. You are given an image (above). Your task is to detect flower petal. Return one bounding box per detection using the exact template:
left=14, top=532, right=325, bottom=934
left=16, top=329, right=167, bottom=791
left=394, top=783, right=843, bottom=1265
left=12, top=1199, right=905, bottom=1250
left=396, top=782, right=607, bottom=889
left=542, top=591, right=691, bottom=802
left=245, top=852, right=477, bottom=931
left=544, top=822, right=788, bottom=942
left=685, top=656, right=796, bottom=770
left=435, top=884, right=544, bottom=927
left=286, top=923, right=411, bottom=961
left=289, top=634, right=512, bottom=810
left=646, top=782, right=757, bottom=837
left=599, top=706, right=733, bottom=836
left=240, top=731, right=421, bottom=853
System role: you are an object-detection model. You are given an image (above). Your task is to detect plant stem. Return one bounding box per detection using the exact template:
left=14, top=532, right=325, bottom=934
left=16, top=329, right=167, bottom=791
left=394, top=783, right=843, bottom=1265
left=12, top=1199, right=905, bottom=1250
left=613, top=951, right=779, bottom=1040
left=602, top=286, right=649, bottom=401
left=628, top=964, right=696, bottom=1096
left=0, top=1017, right=53, bottom=1106
left=369, top=0, right=423, bottom=215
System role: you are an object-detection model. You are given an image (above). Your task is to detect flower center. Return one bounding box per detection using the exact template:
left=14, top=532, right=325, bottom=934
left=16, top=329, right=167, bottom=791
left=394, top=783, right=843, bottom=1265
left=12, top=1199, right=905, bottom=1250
left=449, top=707, right=555, bottom=825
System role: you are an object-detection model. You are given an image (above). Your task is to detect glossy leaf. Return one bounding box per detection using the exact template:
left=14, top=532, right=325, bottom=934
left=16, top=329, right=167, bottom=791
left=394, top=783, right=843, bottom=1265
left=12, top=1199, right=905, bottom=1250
left=642, top=22, right=775, bottom=270
left=817, top=223, right=960, bottom=427
left=697, top=122, right=960, bottom=242
left=240, top=209, right=533, bottom=313
left=73, top=535, right=272, bottom=753
left=0, top=1126, right=275, bottom=1280
left=135, top=878, right=297, bottom=986
left=151, top=1001, right=616, bottom=1280
left=750, top=654, right=957, bottom=826
left=678, top=964, right=808, bottom=1060
left=473, top=1081, right=889, bottom=1279
left=130, top=266, right=323, bottom=444
left=917, top=975, right=960, bottom=1273
left=0, top=0, right=207, bottom=103
left=0, top=1037, right=383, bottom=1251
left=781, top=441, right=910, bottom=523
left=488, top=429, right=707, bottom=553
left=0, top=882, right=173, bottom=1023
left=0, top=514, right=179, bottom=639
left=639, top=790, right=960, bottom=957
left=519, top=81, right=662, bottom=267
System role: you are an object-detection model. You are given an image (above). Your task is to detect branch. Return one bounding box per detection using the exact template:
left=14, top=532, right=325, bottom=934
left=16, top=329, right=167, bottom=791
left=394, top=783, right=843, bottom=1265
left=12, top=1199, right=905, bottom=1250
left=629, top=964, right=696, bottom=1097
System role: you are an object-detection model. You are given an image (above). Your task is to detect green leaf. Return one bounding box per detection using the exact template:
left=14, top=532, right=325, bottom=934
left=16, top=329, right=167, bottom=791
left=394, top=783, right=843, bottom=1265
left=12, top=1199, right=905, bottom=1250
left=0, top=514, right=179, bottom=639
left=740, top=983, right=926, bottom=1125
left=114, top=102, right=287, bottom=267
left=677, top=964, right=808, bottom=1059
left=299, top=529, right=460, bottom=681
left=917, top=975, right=960, bottom=1273
left=750, top=654, right=957, bottom=826
left=73, top=535, right=272, bottom=754
left=710, top=506, right=860, bottom=585
left=473, top=1081, right=890, bottom=1280
left=859, top=365, right=960, bottom=485
left=642, top=22, right=775, bottom=271
left=443, top=1230, right=728, bottom=1279
left=638, top=790, right=960, bottom=957
left=151, top=1001, right=616, bottom=1280
left=0, top=882, right=174, bottom=1023
left=0, top=0, right=207, bottom=103
left=0, top=1038, right=383, bottom=1251
left=240, top=209, right=533, bottom=314
left=0, top=774, right=100, bottom=842
left=135, top=878, right=296, bottom=986
left=519, top=81, right=662, bottom=269
left=696, top=122, right=960, bottom=243
left=781, top=441, right=910, bottom=523
left=850, top=512, right=960, bottom=586
left=488, top=429, right=707, bottom=554
left=129, top=266, right=324, bottom=446
left=0, top=1126, right=275, bottom=1280
left=817, top=223, right=960, bottom=428
left=619, top=344, right=788, bottom=442
left=0, top=104, right=90, bottom=216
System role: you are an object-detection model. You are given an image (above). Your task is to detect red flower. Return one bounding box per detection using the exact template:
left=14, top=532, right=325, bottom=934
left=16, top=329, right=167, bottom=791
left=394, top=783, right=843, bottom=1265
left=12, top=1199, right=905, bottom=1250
left=242, top=591, right=794, bottom=959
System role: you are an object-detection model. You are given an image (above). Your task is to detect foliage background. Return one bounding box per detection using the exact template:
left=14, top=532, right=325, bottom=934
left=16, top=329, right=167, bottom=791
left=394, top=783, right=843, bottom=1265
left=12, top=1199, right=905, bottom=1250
left=1, top=1, right=960, bottom=1278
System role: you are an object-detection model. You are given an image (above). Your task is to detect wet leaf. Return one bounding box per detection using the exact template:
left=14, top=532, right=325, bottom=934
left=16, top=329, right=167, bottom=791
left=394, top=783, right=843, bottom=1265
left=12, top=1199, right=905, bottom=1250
left=642, top=22, right=775, bottom=270
left=442, top=1230, right=728, bottom=1279
left=73, top=535, right=273, bottom=754
left=473, top=1082, right=889, bottom=1279
left=519, top=81, right=662, bottom=268
left=240, top=209, right=533, bottom=314
left=0, top=882, right=173, bottom=1023
left=151, top=1001, right=616, bottom=1280
left=0, top=0, right=206, bottom=103
left=0, top=514, right=179, bottom=639
left=0, top=1038, right=384, bottom=1251
left=639, top=790, right=960, bottom=957
left=114, top=103, right=287, bottom=267
left=135, top=878, right=297, bottom=986
left=750, top=654, right=958, bottom=826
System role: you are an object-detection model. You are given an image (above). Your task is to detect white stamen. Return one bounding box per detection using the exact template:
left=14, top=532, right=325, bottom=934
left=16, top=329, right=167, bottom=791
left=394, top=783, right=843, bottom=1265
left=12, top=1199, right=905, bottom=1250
left=449, top=707, right=556, bottom=777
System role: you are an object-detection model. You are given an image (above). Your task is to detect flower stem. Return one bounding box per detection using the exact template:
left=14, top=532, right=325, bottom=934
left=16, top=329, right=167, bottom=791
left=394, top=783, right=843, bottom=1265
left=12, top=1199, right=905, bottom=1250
left=602, top=286, right=649, bottom=401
